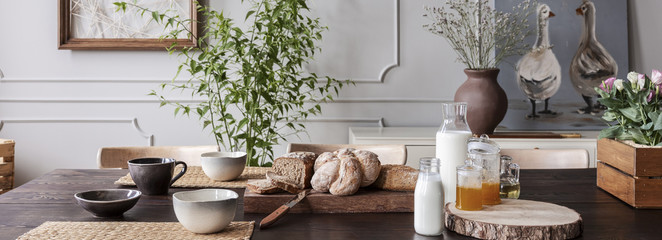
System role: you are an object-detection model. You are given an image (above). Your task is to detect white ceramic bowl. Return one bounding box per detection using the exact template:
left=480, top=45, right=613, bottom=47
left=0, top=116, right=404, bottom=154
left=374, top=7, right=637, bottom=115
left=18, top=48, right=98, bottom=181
left=201, top=152, right=247, bottom=181
left=172, top=189, right=239, bottom=234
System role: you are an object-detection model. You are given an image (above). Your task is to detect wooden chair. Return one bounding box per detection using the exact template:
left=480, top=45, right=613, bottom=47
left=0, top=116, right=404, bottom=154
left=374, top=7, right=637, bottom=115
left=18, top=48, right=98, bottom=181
left=97, top=145, right=219, bottom=169
left=287, top=143, right=407, bottom=165
left=500, top=148, right=590, bottom=169
left=0, top=139, right=15, bottom=194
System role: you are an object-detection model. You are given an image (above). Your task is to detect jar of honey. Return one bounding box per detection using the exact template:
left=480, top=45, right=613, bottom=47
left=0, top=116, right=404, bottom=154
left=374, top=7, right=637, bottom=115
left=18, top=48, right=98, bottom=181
left=456, top=162, right=483, bottom=211
left=468, top=134, right=501, bottom=205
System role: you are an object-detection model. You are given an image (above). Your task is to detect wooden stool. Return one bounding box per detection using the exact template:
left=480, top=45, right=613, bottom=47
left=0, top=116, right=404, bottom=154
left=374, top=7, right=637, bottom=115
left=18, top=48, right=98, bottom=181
left=0, top=139, right=15, bottom=194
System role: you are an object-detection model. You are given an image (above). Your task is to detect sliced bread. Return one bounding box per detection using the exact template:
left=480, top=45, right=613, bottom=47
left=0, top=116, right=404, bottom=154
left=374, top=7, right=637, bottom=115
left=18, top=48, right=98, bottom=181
left=271, top=151, right=317, bottom=189
left=266, top=171, right=303, bottom=194
left=371, top=164, right=418, bottom=191
left=247, top=179, right=283, bottom=194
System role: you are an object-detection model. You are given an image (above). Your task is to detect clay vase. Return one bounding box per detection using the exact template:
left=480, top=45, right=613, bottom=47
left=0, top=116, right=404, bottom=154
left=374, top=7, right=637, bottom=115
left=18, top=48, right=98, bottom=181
left=454, top=69, right=508, bottom=135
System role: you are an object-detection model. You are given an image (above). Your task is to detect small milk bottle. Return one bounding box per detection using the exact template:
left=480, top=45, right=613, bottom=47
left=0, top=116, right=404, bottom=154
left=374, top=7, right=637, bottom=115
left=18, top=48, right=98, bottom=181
left=436, top=102, right=472, bottom=204
left=414, top=157, right=443, bottom=236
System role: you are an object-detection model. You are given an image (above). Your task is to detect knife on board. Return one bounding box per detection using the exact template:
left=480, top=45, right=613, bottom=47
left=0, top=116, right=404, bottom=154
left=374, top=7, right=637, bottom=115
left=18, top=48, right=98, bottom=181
left=259, top=189, right=310, bottom=229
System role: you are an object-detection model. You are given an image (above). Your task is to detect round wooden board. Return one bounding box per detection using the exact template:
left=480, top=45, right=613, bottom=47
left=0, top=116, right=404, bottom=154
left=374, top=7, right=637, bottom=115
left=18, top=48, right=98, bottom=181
left=445, top=199, right=582, bottom=240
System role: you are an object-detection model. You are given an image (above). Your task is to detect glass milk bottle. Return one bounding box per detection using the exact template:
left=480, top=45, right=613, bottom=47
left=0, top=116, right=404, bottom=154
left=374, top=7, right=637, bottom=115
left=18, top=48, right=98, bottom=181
left=436, top=102, right=472, bottom=204
left=414, top=157, right=443, bottom=236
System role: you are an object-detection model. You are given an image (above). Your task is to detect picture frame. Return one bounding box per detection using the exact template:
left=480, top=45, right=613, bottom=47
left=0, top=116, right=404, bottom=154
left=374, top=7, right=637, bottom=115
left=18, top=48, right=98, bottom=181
left=58, top=0, right=198, bottom=50
left=495, top=0, right=628, bottom=131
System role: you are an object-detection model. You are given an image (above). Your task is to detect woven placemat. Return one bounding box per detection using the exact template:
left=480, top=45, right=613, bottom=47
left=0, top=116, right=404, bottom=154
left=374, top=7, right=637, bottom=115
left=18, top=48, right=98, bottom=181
left=115, top=166, right=270, bottom=188
left=17, top=221, right=255, bottom=240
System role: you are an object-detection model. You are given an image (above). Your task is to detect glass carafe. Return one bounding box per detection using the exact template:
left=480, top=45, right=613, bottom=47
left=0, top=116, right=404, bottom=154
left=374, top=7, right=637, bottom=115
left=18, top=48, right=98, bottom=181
left=500, top=155, right=520, bottom=199
left=414, top=158, right=443, bottom=236
left=468, top=134, right=501, bottom=205
left=436, top=102, right=472, bottom=205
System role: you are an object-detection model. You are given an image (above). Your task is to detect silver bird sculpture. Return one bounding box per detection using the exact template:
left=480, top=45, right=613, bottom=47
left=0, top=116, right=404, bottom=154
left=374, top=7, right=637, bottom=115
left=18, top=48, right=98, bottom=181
left=569, top=0, right=617, bottom=114
left=516, top=4, right=561, bottom=119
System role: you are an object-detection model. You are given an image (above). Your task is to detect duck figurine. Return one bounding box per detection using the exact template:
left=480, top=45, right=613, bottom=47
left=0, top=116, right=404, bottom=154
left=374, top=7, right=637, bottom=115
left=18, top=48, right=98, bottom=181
left=569, top=0, right=617, bottom=114
left=516, top=4, right=561, bottom=119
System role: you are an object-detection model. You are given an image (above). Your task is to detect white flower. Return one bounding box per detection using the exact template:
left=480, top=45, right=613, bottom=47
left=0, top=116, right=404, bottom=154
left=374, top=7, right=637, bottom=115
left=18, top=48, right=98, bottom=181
left=614, top=79, right=624, bottom=91
left=627, top=71, right=639, bottom=82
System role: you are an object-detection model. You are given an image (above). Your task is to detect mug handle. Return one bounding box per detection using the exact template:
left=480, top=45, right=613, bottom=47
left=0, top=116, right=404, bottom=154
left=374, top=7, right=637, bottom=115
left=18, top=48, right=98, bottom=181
left=170, top=161, right=188, bottom=186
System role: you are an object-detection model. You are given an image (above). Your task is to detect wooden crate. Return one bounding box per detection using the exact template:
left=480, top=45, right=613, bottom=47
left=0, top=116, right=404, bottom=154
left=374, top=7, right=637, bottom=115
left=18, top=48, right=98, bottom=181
left=596, top=138, right=662, bottom=208
left=0, top=139, right=15, bottom=194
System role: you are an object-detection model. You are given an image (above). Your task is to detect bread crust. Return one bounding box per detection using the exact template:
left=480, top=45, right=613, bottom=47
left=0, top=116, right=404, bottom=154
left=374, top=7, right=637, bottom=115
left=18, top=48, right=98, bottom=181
left=247, top=179, right=283, bottom=194
left=371, top=164, right=418, bottom=191
left=353, top=149, right=381, bottom=187
left=266, top=171, right=302, bottom=194
left=272, top=151, right=316, bottom=189
left=310, top=148, right=382, bottom=196
left=329, top=156, right=362, bottom=196
left=311, top=160, right=340, bottom=192
left=314, top=152, right=338, bottom=171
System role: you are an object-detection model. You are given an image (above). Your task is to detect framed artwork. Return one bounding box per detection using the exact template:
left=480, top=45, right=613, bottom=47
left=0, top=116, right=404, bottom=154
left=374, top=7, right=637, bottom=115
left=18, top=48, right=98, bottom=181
left=495, top=0, right=628, bottom=131
left=58, top=0, right=198, bottom=50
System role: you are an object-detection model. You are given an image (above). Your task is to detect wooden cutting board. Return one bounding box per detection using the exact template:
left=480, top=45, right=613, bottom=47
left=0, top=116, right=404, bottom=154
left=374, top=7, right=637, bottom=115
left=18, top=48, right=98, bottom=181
left=445, top=199, right=582, bottom=240
left=243, top=188, right=413, bottom=213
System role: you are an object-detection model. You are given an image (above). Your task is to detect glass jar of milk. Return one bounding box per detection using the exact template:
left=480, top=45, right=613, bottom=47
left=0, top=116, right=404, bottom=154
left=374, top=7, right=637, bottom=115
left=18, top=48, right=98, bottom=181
left=414, top=157, right=443, bottom=236
left=436, top=102, right=472, bottom=205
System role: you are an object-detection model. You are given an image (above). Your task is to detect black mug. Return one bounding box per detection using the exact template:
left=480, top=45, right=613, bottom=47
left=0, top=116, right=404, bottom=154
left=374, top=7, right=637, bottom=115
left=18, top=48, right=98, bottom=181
left=128, top=158, right=187, bottom=195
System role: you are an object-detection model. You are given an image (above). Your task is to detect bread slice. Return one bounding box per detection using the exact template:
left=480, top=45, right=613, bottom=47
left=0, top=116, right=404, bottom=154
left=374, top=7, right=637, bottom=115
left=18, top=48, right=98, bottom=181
left=247, top=179, right=283, bottom=194
left=271, top=152, right=316, bottom=189
left=266, top=171, right=303, bottom=194
left=371, top=164, right=418, bottom=191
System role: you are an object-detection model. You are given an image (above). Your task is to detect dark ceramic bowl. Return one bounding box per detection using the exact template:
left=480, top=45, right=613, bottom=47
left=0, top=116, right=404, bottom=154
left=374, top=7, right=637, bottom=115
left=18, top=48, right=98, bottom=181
left=74, top=189, right=141, bottom=217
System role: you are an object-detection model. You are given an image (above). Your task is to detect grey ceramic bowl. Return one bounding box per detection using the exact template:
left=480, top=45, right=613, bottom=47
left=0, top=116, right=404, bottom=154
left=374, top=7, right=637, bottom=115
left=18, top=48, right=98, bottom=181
left=74, top=189, right=141, bottom=218
left=173, top=189, right=238, bottom=234
left=201, top=152, right=247, bottom=181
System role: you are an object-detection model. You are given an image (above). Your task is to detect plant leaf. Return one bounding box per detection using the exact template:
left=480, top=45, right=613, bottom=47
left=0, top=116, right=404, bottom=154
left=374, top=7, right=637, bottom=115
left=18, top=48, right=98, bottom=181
left=598, top=126, right=621, bottom=139
left=654, top=111, right=662, bottom=130
left=630, top=129, right=648, bottom=144
left=619, top=107, right=642, bottom=122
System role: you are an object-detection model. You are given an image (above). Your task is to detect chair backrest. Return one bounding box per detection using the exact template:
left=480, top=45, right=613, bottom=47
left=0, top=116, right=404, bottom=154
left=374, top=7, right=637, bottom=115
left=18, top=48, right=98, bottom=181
left=500, top=148, right=590, bottom=169
left=286, top=143, right=407, bottom=165
left=97, top=145, right=219, bottom=169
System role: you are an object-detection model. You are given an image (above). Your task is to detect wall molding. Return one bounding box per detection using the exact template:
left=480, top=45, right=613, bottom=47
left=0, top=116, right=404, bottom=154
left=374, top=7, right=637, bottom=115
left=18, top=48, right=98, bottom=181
left=0, top=1, right=400, bottom=84
left=0, top=97, right=448, bottom=104
left=301, top=117, right=384, bottom=127
left=0, top=78, right=187, bottom=83
left=0, top=118, right=154, bottom=146
left=352, top=0, right=400, bottom=83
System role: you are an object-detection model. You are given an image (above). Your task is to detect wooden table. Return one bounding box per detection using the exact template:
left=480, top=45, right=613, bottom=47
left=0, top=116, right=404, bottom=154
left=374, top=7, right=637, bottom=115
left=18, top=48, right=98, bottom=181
left=0, top=169, right=661, bottom=239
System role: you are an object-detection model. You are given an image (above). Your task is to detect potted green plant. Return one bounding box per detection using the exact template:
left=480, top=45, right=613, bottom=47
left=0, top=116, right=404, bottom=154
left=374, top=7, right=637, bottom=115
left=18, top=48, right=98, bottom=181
left=115, top=0, right=350, bottom=166
left=595, top=70, right=662, bottom=208
left=423, top=0, right=535, bottom=135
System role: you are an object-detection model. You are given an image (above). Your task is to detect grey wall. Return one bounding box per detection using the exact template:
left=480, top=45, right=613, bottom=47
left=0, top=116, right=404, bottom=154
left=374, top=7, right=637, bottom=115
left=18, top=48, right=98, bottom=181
left=0, top=0, right=660, bottom=185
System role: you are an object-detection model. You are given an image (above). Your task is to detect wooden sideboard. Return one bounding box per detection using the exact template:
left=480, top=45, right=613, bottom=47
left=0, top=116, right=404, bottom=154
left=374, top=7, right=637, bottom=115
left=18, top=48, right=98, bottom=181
left=349, top=127, right=599, bottom=169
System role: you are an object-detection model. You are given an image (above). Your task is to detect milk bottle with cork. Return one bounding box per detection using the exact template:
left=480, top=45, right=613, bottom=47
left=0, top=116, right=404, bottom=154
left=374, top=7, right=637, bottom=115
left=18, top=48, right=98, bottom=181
left=436, top=102, right=472, bottom=204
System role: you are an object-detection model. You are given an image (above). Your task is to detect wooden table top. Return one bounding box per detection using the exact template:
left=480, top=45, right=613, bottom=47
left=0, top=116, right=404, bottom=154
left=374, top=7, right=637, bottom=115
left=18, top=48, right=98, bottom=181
left=0, top=168, right=660, bottom=239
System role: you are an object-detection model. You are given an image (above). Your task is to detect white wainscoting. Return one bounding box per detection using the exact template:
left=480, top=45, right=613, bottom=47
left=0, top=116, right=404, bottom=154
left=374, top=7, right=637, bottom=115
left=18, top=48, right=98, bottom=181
left=0, top=0, right=466, bottom=186
left=1, top=0, right=658, bottom=186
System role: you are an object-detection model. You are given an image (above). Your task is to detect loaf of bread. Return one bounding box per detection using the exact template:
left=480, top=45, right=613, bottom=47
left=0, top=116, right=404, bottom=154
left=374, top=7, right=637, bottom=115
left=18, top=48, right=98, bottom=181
left=371, top=164, right=418, bottom=191
left=247, top=179, right=283, bottom=194
left=311, top=148, right=381, bottom=196
left=353, top=149, right=381, bottom=187
left=267, top=151, right=317, bottom=193
left=328, top=156, right=362, bottom=195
